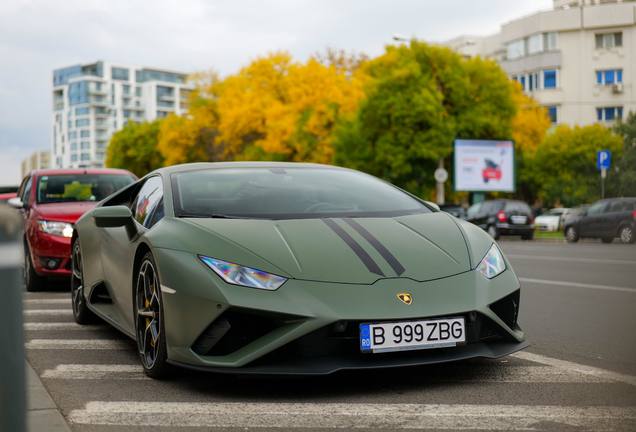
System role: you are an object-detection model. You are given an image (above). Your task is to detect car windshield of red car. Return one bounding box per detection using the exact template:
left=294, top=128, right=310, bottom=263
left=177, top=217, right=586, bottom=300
left=36, top=174, right=135, bottom=204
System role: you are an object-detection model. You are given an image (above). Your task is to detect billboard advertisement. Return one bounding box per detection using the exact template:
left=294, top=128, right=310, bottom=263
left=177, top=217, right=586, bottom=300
left=453, top=139, right=515, bottom=192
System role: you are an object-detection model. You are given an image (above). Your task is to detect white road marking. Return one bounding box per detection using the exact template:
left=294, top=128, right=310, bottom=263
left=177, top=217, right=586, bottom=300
left=24, top=323, right=109, bottom=331
left=507, top=254, right=635, bottom=265
left=511, top=351, right=636, bottom=387
left=23, top=309, right=73, bottom=315
left=67, top=402, right=636, bottom=429
left=41, top=364, right=147, bottom=380
left=519, top=277, right=636, bottom=294
left=24, top=298, right=71, bottom=304
left=25, top=339, right=131, bottom=350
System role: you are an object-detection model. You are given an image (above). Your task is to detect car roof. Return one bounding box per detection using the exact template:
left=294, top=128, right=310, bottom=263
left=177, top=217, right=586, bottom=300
left=27, top=168, right=135, bottom=177
left=148, top=162, right=353, bottom=177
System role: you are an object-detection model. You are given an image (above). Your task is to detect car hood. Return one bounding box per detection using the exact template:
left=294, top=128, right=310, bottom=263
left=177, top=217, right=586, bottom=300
left=37, top=202, right=98, bottom=224
left=185, top=212, right=471, bottom=284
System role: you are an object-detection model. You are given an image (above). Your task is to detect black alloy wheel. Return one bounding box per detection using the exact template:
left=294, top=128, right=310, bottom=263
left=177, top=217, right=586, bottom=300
left=135, top=252, right=173, bottom=378
left=566, top=226, right=579, bottom=243
left=24, top=242, right=45, bottom=292
left=620, top=226, right=635, bottom=244
left=71, top=239, right=96, bottom=324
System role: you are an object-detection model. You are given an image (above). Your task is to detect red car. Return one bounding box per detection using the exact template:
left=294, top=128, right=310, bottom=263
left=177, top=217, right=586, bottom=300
left=9, top=168, right=136, bottom=291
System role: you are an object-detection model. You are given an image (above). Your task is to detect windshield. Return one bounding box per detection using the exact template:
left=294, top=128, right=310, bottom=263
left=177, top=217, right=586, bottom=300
left=36, top=174, right=136, bottom=204
left=171, top=168, right=432, bottom=219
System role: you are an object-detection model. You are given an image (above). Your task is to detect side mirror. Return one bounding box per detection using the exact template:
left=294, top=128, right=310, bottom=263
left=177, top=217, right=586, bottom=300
left=7, top=197, right=24, bottom=209
left=425, top=201, right=441, bottom=211
left=92, top=206, right=138, bottom=240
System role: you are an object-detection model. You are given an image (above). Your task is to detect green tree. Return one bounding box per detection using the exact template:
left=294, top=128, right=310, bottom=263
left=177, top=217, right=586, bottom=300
left=106, top=120, right=164, bottom=177
left=333, top=41, right=516, bottom=199
left=612, top=111, right=636, bottom=196
left=527, top=124, right=623, bottom=206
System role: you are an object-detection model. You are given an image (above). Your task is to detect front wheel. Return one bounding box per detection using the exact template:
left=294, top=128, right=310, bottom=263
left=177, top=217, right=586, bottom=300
left=24, top=242, right=46, bottom=292
left=71, top=239, right=97, bottom=324
left=601, top=237, right=614, bottom=244
left=619, top=226, right=635, bottom=244
left=566, top=227, right=579, bottom=243
left=135, top=252, right=173, bottom=379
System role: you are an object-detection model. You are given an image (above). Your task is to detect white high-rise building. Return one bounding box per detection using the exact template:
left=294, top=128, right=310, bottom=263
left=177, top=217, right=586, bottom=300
left=51, top=60, right=193, bottom=168
left=443, top=0, right=635, bottom=127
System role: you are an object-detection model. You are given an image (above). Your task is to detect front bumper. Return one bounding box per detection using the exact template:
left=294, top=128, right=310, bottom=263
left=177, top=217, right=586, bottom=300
left=155, top=248, right=527, bottom=374
left=30, top=232, right=72, bottom=277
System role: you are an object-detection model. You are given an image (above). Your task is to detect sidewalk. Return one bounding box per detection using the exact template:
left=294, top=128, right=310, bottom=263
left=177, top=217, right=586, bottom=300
left=26, top=360, right=72, bottom=432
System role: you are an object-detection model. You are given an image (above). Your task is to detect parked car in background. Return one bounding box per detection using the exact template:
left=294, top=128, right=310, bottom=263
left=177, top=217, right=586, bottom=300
left=464, top=199, right=535, bottom=240
left=560, top=204, right=590, bottom=227
left=439, top=203, right=466, bottom=218
left=563, top=198, right=636, bottom=244
left=0, top=192, right=17, bottom=203
left=534, top=208, right=570, bottom=232
left=9, top=168, right=137, bottom=291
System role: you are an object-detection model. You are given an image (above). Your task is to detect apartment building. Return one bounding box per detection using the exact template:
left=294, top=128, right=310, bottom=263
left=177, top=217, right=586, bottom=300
left=51, top=60, right=193, bottom=168
left=21, top=150, right=50, bottom=178
left=444, top=0, right=635, bottom=127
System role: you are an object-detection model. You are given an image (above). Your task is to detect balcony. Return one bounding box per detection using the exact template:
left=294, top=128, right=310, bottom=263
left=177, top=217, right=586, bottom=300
left=54, top=102, right=64, bottom=111
left=89, top=96, right=111, bottom=106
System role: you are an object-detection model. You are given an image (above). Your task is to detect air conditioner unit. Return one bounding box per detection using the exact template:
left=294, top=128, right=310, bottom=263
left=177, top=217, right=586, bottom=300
left=612, top=83, right=623, bottom=93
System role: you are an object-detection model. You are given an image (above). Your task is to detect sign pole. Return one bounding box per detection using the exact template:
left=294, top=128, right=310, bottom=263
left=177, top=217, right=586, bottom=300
left=601, top=168, right=606, bottom=199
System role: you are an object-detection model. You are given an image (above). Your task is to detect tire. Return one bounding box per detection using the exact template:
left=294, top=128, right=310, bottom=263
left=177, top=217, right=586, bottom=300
left=24, top=242, right=46, bottom=292
left=619, top=226, right=635, bottom=244
left=601, top=237, right=613, bottom=244
left=71, top=239, right=97, bottom=324
left=566, top=226, right=579, bottom=243
left=522, top=232, right=534, bottom=241
left=135, top=252, right=174, bottom=379
left=487, top=225, right=500, bottom=240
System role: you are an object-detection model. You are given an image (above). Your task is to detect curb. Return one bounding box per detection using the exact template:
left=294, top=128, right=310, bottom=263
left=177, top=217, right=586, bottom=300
left=26, top=360, right=72, bottom=432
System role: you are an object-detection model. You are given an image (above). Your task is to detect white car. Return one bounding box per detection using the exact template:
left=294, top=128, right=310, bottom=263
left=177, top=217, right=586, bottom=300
left=535, top=208, right=570, bottom=232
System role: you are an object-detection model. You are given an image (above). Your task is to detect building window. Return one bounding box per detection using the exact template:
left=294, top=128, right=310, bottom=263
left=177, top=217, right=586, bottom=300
left=68, top=131, right=77, bottom=140
left=543, top=70, right=557, bottom=88
left=156, top=110, right=170, bottom=118
left=81, top=141, right=90, bottom=150
left=527, top=34, right=541, bottom=55
left=75, top=107, right=89, bottom=116
left=96, top=152, right=105, bottom=160
left=123, top=110, right=131, bottom=118
left=596, top=70, right=622, bottom=85
left=81, top=153, right=90, bottom=161
left=122, top=84, right=130, bottom=95
left=543, top=32, right=557, bottom=51
left=80, top=130, right=90, bottom=138
left=70, top=142, right=78, bottom=151
left=507, top=39, right=525, bottom=60
left=71, top=154, right=78, bottom=162
left=68, top=120, right=72, bottom=129
left=135, top=86, right=142, bottom=97
left=546, top=106, right=558, bottom=124
left=597, top=107, right=623, bottom=122
left=528, top=72, right=539, bottom=91
left=135, top=110, right=144, bottom=118
left=596, top=32, right=622, bottom=49
left=96, top=141, right=107, bottom=149
left=112, top=67, right=130, bottom=81
left=76, top=119, right=90, bottom=127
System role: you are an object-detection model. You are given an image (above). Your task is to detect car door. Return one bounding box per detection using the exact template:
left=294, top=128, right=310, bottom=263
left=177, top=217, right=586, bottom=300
left=599, top=200, right=623, bottom=237
left=578, top=201, right=608, bottom=237
left=100, top=176, right=165, bottom=332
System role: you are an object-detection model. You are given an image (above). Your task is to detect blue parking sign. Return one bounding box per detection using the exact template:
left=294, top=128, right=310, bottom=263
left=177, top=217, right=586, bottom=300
left=598, top=150, right=610, bottom=170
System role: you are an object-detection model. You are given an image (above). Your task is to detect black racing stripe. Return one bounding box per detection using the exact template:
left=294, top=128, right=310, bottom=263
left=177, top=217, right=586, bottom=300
left=343, top=218, right=406, bottom=276
left=322, top=219, right=385, bottom=277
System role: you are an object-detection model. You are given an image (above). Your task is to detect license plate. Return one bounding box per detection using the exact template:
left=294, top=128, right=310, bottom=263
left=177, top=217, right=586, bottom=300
left=360, top=317, right=466, bottom=353
left=511, top=215, right=527, bottom=224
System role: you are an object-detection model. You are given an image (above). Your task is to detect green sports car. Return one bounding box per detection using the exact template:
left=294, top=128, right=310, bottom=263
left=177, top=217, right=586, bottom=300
left=71, top=162, right=528, bottom=378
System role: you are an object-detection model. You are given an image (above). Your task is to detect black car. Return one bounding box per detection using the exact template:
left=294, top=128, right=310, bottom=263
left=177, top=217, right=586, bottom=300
left=464, top=199, right=535, bottom=240
left=439, top=203, right=466, bottom=218
left=563, top=198, right=636, bottom=244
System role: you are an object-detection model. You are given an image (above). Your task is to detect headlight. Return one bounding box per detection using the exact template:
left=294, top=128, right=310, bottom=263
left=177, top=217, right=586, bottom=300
left=476, top=244, right=506, bottom=279
left=38, top=220, right=74, bottom=238
left=199, top=255, right=287, bottom=290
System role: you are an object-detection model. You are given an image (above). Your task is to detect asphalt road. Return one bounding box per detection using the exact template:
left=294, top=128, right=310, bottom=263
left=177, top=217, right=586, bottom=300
left=24, top=240, right=636, bottom=431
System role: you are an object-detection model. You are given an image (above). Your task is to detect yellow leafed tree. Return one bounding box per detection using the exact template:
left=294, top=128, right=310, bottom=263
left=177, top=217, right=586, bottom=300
left=511, top=83, right=551, bottom=153
left=211, top=51, right=367, bottom=163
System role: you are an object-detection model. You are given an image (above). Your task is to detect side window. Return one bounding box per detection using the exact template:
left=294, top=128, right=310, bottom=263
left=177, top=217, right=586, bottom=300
left=481, top=202, right=493, bottom=213
left=22, top=176, right=33, bottom=204
left=466, top=202, right=482, bottom=216
left=587, top=201, right=607, bottom=216
left=131, top=176, right=164, bottom=229
left=607, top=201, right=622, bottom=214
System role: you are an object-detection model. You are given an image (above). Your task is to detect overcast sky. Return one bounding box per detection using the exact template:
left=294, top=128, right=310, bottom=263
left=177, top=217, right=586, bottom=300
left=0, top=0, right=553, bottom=186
